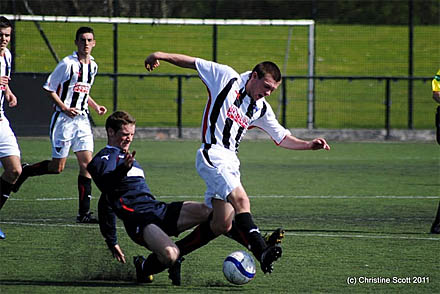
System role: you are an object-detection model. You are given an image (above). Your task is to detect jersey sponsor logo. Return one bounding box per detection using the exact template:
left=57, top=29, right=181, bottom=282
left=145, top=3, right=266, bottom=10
left=73, top=82, right=91, bottom=94
left=227, top=104, right=250, bottom=129
left=127, top=166, right=145, bottom=178
left=0, top=85, right=5, bottom=91
left=101, top=155, right=110, bottom=160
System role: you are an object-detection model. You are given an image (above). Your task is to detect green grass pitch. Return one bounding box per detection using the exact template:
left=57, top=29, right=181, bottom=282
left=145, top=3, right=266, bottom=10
left=0, top=138, right=439, bottom=293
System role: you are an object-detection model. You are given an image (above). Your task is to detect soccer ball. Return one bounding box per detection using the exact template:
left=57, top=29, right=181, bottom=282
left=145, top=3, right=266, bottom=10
left=222, top=250, right=256, bottom=285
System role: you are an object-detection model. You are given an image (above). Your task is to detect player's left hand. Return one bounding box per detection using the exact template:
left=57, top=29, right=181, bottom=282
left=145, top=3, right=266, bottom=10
left=0, top=75, right=9, bottom=86
left=310, top=138, right=330, bottom=150
left=145, top=54, right=160, bottom=72
left=124, top=150, right=136, bottom=169
left=97, top=105, right=107, bottom=115
left=111, top=244, right=126, bottom=264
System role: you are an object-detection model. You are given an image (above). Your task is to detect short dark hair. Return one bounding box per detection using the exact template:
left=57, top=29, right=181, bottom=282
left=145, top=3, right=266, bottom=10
left=0, top=16, right=12, bottom=30
left=251, top=61, right=281, bottom=82
left=75, top=26, right=94, bottom=41
left=105, top=111, right=136, bottom=133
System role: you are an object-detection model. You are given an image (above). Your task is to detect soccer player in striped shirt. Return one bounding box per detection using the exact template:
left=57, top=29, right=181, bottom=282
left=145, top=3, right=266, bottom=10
left=12, top=27, right=107, bottom=223
left=0, top=16, right=21, bottom=239
left=145, top=52, right=330, bottom=274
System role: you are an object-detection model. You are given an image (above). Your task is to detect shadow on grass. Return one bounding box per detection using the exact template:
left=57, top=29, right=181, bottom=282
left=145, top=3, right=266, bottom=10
left=0, top=279, right=133, bottom=287
left=0, top=279, right=177, bottom=289
left=0, top=279, right=240, bottom=290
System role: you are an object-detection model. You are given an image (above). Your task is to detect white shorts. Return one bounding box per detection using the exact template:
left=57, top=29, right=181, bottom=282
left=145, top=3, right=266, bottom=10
left=0, top=116, right=21, bottom=160
left=196, top=144, right=241, bottom=208
left=49, top=111, right=93, bottom=159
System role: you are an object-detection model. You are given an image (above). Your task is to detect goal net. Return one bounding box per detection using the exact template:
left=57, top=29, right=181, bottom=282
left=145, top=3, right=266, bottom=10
left=4, top=15, right=315, bottom=129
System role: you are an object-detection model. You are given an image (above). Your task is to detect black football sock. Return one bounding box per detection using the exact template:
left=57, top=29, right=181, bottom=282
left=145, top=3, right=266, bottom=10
left=12, top=160, right=58, bottom=193
left=433, top=201, right=440, bottom=224
left=234, top=212, right=267, bottom=261
left=142, top=253, right=168, bottom=275
left=224, top=220, right=250, bottom=249
left=25, top=160, right=54, bottom=176
left=0, top=177, right=13, bottom=210
left=175, top=213, right=217, bottom=257
left=78, top=175, right=92, bottom=215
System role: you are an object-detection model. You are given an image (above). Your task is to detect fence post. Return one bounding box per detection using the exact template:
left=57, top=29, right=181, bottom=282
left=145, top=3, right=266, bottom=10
left=112, top=0, right=119, bottom=112
left=177, top=76, right=183, bottom=138
left=307, top=23, right=315, bottom=129
left=385, top=79, right=391, bottom=140
left=212, top=24, right=217, bottom=62
left=408, top=0, right=414, bottom=129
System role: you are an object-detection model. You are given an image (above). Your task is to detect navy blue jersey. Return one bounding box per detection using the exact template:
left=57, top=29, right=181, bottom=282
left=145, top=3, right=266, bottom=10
left=87, top=145, right=167, bottom=247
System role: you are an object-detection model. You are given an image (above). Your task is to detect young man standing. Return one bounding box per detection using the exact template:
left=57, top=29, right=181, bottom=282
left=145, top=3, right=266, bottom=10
left=87, top=111, right=212, bottom=285
left=430, top=69, right=440, bottom=234
left=0, top=16, right=21, bottom=239
left=144, top=52, right=330, bottom=274
left=12, top=27, right=107, bottom=223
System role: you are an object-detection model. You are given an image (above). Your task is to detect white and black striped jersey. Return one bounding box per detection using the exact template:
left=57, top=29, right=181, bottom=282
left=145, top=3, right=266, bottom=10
left=0, top=48, right=12, bottom=118
left=196, top=58, right=290, bottom=152
left=43, top=51, right=98, bottom=113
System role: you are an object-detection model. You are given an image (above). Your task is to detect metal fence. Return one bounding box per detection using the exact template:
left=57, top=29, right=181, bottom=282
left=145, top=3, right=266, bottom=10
left=4, top=15, right=437, bottom=137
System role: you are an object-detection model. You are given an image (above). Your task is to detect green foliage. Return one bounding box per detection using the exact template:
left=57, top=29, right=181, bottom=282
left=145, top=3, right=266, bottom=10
left=0, top=139, right=439, bottom=293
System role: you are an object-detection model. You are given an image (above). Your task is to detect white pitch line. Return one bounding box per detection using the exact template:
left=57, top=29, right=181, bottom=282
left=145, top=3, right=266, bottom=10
left=0, top=221, right=439, bottom=241
left=0, top=221, right=102, bottom=229
left=286, top=232, right=440, bottom=241
left=9, top=195, right=440, bottom=201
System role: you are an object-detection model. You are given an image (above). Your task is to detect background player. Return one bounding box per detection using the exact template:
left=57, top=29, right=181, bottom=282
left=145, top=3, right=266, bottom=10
left=430, top=69, right=440, bottom=234
left=12, top=27, right=107, bottom=223
left=145, top=52, right=330, bottom=274
left=0, top=16, right=21, bottom=239
left=88, top=110, right=212, bottom=285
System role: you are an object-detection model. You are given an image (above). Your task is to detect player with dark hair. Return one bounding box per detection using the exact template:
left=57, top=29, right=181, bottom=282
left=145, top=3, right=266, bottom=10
left=87, top=110, right=212, bottom=285
left=430, top=69, right=440, bottom=234
left=145, top=52, right=330, bottom=274
left=0, top=16, right=21, bottom=239
left=12, top=26, right=107, bottom=223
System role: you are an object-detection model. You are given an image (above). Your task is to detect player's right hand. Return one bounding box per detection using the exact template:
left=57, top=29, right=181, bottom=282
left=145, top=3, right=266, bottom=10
left=111, top=244, right=126, bottom=264
left=63, top=107, right=80, bottom=118
left=145, top=54, right=160, bottom=72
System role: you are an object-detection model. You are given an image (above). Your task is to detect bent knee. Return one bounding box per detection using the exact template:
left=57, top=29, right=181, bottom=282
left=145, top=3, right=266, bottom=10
left=160, top=246, right=180, bottom=266
left=200, top=204, right=213, bottom=219
left=211, top=221, right=232, bottom=235
left=49, top=165, right=64, bottom=174
left=5, top=167, right=22, bottom=182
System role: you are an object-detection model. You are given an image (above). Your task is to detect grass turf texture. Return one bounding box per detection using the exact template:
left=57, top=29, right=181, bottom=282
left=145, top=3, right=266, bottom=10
left=11, top=22, right=439, bottom=129
left=0, top=138, right=439, bottom=293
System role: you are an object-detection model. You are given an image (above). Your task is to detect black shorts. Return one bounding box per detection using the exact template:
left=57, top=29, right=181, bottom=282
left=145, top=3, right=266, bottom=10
left=124, top=201, right=184, bottom=247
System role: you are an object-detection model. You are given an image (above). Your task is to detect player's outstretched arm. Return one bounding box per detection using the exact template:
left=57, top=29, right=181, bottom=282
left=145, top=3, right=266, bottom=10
left=279, top=134, right=330, bottom=151
left=145, top=51, right=197, bottom=71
